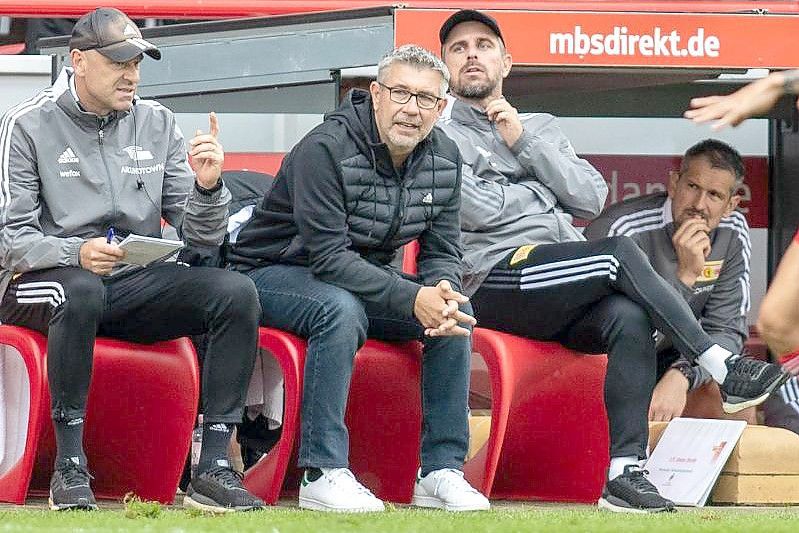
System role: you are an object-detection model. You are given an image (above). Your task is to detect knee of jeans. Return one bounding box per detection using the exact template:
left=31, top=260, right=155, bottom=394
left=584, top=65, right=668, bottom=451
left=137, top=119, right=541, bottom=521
left=61, top=272, right=104, bottom=317
left=319, top=291, right=368, bottom=345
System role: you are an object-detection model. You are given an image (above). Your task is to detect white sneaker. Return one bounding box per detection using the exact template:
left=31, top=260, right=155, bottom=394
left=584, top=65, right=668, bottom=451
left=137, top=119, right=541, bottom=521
left=298, top=468, right=385, bottom=512
left=411, top=468, right=490, bottom=512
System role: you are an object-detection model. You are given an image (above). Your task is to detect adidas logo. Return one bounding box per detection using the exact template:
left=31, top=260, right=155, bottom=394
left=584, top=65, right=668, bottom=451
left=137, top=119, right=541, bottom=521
left=57, top=147, right=79, bottom=164
left=209, top=423, right=229, bottom=432
left=422, top=192, right=433, bottom=204
left=123, top=24, right=139, bottom=37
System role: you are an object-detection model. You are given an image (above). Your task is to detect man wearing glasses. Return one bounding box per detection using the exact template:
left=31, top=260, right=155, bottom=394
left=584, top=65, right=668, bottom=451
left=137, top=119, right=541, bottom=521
left=228, top=45, right=489, bottom=513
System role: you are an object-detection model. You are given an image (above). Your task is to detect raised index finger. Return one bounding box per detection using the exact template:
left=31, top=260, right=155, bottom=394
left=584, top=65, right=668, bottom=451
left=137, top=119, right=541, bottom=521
left=209, top=111, right=219, bottom=138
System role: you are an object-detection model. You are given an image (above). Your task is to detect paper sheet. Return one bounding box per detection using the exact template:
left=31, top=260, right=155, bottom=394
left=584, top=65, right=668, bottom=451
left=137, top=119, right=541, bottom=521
left=644, top=417, right=746, bottom=506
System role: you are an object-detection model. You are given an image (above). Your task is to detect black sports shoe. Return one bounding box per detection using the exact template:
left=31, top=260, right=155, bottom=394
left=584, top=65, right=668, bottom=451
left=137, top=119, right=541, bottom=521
left=598, top=465, right=675, bottom=513
left=184, top=465, right=265, bottom=513
left=237, top=413, right=282, bottom=470
left=49, top=459, right=98, bottom=511
left=720, top=356, right=790, bottom=413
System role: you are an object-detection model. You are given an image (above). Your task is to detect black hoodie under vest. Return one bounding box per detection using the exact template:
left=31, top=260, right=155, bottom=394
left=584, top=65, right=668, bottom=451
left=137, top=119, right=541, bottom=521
left=229, top=89, right=464, bottom=319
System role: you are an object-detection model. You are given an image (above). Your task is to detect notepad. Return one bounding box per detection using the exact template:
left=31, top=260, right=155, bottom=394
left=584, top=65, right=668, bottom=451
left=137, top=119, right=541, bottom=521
left=118, top=233, right=184, bottom=266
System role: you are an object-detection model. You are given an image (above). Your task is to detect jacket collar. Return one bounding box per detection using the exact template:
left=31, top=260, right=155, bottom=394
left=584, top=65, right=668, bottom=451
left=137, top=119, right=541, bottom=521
left=55, top=67, right=130, bottom=128
left=444, top=96, right=493, bottom=133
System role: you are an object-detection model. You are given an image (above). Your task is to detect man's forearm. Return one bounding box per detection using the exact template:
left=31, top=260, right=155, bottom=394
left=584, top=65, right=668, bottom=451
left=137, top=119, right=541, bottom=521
left=779, top=69, right=799, bottom=95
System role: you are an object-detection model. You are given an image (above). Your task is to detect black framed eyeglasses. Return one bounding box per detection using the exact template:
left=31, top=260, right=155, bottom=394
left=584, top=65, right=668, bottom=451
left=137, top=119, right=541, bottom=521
left=378, top=82, right=443, bottom=110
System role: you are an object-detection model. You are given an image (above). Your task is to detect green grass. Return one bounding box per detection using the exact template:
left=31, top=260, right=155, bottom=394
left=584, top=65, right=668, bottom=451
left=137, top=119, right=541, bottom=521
left=2, top=504, right=799, bottom=533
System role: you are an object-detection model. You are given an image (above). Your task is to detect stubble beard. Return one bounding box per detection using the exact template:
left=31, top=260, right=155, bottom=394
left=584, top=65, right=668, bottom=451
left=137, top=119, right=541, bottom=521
left=451, top=80, right=494, bottom=100
left=388, top=129, right=423, bottom=152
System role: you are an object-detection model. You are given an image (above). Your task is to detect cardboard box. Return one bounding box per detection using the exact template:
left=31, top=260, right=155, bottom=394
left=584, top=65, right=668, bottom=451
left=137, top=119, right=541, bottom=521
left=467, top=414, right=491, bottom=461
left=650, top=422, right=799, bottom=504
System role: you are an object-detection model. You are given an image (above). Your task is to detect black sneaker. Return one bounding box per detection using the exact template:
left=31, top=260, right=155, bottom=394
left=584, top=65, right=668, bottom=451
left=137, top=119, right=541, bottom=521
left=720, top=356, right=790, bottom=413
left=184, top=465, right=265, bottom=513
left=237, top=413, right=282, bottom=470
left=598, top=465, right=675, bottom=513
left=49, top=459, right=98, bottom=511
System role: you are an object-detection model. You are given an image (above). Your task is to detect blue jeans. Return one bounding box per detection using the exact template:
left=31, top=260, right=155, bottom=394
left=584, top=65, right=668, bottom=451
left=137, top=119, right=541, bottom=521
left=247, top=264, right=471, bottom=474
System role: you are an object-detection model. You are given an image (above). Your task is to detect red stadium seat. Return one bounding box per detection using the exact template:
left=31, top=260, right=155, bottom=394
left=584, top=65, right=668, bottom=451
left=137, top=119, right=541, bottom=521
left=0, top=325, right=199, bottom=504
left=402, top=240, right=420, bottom=275
left=244, top=327, right=423, bottom=504
left=463, top=328, right=610, bottom=502
left=0, top=43, right=24, bottom=55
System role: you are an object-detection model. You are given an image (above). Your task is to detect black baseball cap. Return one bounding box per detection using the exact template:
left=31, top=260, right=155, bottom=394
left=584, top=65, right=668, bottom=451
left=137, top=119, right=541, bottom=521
left=439, top=9, right=504, bottom=46
left=69, top=7, right=161, bottom=62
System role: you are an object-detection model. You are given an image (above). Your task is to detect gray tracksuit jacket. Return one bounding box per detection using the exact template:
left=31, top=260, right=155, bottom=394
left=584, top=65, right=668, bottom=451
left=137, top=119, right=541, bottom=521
left=0, top=68, right=230, bottom=299
left=437, top=97, right=607, bottom=295
left=585, top=192, right=751, bottom=390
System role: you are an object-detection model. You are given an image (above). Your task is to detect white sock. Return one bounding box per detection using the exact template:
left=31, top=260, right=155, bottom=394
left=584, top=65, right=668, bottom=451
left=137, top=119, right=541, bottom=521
left=697, top=344, right=733, bottom=383
left=608, top=456, right=640, bottom=480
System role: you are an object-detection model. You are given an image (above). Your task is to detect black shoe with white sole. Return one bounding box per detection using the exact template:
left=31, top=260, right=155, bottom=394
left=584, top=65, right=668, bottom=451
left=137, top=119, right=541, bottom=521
left=49, top=459, right=98, bottom=511
left=720, top=356, right=790, bottom=413
left=184, top=466, right=265, bottom=513
left=598, top=465, right=675, bottom=514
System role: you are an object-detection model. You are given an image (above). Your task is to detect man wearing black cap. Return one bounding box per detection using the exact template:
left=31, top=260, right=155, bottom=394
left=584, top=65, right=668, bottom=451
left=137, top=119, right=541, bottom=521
left=436, top=9, right=788, bottom=513
left=0, top=8, right=264, bottom=512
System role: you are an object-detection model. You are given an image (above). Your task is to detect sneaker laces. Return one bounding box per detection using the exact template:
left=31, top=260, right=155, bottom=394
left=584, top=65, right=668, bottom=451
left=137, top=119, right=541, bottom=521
left=202, top=466, right=246, bottom=489
left=729, top=356, right=765, bottom=377
left=430, top=469, right=480, bottom=496
left=326, top=468, right=376, bottom=497
left=622, top=467, right=658, bottom=493
left=57, top=461, right=93, bottom=487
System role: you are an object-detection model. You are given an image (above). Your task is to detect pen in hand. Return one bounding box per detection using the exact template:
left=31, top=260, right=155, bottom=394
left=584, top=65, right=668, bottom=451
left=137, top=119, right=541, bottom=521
left=106, top=227, right=115, bottom=244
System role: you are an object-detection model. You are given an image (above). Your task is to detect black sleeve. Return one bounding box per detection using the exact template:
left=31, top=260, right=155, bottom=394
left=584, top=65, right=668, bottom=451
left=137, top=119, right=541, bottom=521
left=292, top=135, right=422, bottom=319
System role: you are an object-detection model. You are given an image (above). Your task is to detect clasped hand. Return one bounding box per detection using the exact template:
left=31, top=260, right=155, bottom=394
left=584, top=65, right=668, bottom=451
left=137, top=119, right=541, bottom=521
left=414, top=280, right=476, bottom=337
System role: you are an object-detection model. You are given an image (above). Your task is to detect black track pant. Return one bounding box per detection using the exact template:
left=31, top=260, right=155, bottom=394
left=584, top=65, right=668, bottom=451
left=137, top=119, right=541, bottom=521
left=471, top=236, right=718, bottom=459
left=0, top=263, right=260, bottom=424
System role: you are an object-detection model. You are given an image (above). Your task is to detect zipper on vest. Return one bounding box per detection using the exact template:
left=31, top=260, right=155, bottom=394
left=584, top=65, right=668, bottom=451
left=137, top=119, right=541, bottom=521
left=98, top=129, right=104, bottom=145
left=380, top=184, right=406, bottom=248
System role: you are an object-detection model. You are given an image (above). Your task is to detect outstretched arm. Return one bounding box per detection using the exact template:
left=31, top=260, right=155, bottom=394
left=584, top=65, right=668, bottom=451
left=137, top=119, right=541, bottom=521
left=684, top=70, right=799, bottom=129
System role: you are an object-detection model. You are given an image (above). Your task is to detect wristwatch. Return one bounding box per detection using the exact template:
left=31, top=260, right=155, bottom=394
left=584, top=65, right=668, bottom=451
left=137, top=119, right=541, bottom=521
left=674, top=363, right=695, bottom=388
left=195, top=179, right=223, bottom=195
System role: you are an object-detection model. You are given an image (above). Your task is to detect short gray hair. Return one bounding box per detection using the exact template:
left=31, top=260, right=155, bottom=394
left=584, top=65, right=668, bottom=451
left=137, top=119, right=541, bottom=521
left=376, top=44, right=450, bottom=96
left=681, top=138, right=745, bottom=193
